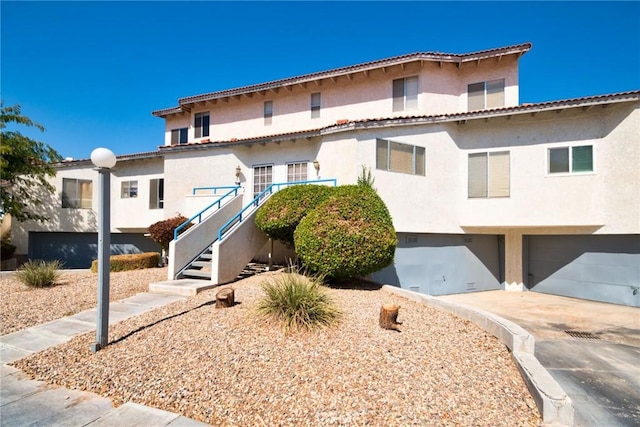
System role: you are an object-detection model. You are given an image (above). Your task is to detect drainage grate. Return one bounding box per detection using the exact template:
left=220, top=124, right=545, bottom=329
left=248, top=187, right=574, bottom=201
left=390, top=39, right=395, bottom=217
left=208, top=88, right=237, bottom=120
left=564, top=330, right=601, bottom=340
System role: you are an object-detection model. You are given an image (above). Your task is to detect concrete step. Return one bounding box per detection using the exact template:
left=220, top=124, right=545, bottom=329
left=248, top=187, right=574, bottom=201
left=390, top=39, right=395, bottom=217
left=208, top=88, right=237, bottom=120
left=198, top=253, right=213, bottom=260
left=149, top=279, right=217, bottom=296
left=181, top=269, right=212, bottom=279
left=191, top=261, right=210, bottom=268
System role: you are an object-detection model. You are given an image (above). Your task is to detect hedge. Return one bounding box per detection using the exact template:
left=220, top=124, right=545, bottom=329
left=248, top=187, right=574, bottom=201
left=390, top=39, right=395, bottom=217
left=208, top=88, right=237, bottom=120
left=255, top=185, right=335, bottom=246
left=90, top=252, right=161, bottom=273
left=294, top=185, right=397, bottom=280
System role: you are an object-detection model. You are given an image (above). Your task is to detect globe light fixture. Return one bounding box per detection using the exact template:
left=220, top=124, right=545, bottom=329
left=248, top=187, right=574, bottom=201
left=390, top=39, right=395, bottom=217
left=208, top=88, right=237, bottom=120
left=91, top=147, right=117, bottom=169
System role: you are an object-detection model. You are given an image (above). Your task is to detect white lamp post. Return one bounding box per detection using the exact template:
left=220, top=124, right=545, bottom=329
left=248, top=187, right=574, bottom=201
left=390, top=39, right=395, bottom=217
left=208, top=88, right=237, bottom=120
left=90, top=147, right=117, bottom=352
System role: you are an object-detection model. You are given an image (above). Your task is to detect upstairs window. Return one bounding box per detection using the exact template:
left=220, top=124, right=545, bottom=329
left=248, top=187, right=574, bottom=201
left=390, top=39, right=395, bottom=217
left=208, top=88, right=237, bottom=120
left=548, top=145, right=593, bottom=174
left=194, top=112, right=210, bottom=138
left=376, top=139, right=425, bottom=176
left=467, top=79, right=505, bottom=111
left=468, top=151, right=510, bottom=198
left=310, top=93, right=321, bottom=119
left=392, top=76, right=418, bottom=112
left=121, top=180, right=138, bottom=198
left=62, top=178, right=92, bottom=209
left=264, top=101, right=273, bottom=125
left=149, top=178, right=164, bottom=209
left=253, top=165, right=273, bottom=198
left=170, top=128, right=188, bottom=145
left=287, top=162, right=308, bottom=182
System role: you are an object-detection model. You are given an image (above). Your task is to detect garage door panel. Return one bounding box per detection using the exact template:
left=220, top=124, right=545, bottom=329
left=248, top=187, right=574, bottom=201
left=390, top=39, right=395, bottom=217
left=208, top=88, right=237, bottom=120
left=29, top=232, right=160, bottom=269
left=528, top=235, right=640, bottom=307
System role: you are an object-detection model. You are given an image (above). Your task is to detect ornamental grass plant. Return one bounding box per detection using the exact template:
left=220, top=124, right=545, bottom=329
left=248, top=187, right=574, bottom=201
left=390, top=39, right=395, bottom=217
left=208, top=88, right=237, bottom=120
left=255, top=272, right=341, bottom=333
left=15, top=259, right=63, bottom=288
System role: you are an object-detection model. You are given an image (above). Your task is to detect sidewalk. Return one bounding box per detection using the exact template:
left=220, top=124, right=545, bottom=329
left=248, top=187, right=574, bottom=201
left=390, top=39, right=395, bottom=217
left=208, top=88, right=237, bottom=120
left=1, top=292, right=209, bottom=426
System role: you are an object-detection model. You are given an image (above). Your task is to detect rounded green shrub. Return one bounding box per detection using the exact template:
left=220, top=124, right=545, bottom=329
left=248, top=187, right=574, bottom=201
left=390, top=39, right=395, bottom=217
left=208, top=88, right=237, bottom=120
left=294, top=185, right=397, bottom=280
left=255, top=185, right=335, bottom=246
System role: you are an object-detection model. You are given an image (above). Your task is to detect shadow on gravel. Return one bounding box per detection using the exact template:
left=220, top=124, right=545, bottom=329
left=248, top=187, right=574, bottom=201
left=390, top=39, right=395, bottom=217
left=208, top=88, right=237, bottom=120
left=108, top=298, right=242, bottom=347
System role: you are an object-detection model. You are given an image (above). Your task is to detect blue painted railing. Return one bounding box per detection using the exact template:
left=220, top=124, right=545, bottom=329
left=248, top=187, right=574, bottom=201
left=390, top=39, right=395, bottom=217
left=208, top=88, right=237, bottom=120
left=173, top=186, right=241, bottom=240
left=191, top=185, right=240, bottom=195
left=217, top=179, right=337, bottom=241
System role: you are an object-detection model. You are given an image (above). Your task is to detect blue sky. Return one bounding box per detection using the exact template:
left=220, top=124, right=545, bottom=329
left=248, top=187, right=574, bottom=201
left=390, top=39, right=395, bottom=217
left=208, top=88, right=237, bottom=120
left=2, top=1, right=639, bottom=160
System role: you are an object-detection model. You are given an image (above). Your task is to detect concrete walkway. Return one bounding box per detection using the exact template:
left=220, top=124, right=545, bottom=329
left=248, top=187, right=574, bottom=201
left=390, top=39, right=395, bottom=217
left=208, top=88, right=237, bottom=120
left=438, top=290, right=640, bottom=427
left=0, top=292, right=209, bottom=426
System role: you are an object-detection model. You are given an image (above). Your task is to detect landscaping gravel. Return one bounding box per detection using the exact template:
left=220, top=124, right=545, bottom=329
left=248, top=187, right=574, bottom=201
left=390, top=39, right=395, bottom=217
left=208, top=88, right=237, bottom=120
left=10, top=270, right=542, bottom=426
left=0, top=268, right=167, bottom=335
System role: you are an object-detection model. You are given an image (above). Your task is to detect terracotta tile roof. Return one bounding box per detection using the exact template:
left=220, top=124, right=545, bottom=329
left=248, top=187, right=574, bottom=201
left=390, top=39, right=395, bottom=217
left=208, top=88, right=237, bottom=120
left=152, top=43, right=532, bottom=117
left=157, top=90, right=639, bottom=152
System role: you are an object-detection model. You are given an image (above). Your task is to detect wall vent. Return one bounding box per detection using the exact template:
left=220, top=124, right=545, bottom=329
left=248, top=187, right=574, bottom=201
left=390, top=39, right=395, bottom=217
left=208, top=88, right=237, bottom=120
left=466, top=282, right=476, bottom=290
left=406, top=235, right=418, bottom=244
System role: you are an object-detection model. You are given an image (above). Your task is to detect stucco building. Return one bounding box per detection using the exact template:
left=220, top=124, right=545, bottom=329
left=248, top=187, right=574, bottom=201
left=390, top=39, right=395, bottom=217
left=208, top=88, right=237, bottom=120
left=7, top=42, right=640, bottom=307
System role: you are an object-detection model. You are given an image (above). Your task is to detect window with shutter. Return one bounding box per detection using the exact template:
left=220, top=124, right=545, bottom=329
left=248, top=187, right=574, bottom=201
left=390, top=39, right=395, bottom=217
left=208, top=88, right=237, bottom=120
left=392, top=76, right=418, bottom=112
left=468, top=151, right=510, bottom=198
left=376, top=138, right=425, bottom=176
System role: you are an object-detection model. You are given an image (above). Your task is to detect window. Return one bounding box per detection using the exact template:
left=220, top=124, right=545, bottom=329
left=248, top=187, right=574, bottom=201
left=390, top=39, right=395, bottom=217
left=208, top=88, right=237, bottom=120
left=392, top=76, right=418, bottom=112
left=194, top=112, right=210, bottom=138
left=149, top=178, right=164, bottom=209
left=170, top=128, right=188, bottom=144
left=376, top=139, right=425, bottom=175
left=287, top=162, right=308, bottom=182
left=548, top=145, right=593, bottom=174
left=264, top=101, right=273, bottom=125
left=468, top=151, right=510, bottom=198
left=467, top=79, right=505, bottom=111
left=62, top=178, right=92, bottom=209
left=310, top=93, right=321, bottom=119
left=253, top=165, right=272, bottom=197
left=121, top=180, right=138, bottom=198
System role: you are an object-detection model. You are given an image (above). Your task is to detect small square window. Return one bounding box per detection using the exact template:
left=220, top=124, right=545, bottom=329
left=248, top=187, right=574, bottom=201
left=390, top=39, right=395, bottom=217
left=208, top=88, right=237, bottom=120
left=121, top=180, right=138, bottom=198
left=171, top=128, right=188, bottom=144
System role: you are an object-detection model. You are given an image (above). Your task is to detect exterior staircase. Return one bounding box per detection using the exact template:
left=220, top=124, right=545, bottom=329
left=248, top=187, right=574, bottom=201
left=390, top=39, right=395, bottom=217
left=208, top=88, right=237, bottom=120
left=167, top=179, right=338, bottom=285
left=180, top=248, right=213, bottom=280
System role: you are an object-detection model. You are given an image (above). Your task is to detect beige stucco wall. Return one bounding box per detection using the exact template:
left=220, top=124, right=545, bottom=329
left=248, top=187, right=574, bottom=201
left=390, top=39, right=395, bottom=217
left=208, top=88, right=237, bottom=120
left=318, top=102, right=639, bottom=236
left=11, top=157, right=166, bottom=255
left=163, top=56, right=520, bottom=146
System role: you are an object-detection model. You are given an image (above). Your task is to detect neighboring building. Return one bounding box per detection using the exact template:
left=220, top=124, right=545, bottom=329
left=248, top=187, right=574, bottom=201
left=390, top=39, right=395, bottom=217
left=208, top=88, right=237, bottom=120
left=8, top=42, right=640, bottom=307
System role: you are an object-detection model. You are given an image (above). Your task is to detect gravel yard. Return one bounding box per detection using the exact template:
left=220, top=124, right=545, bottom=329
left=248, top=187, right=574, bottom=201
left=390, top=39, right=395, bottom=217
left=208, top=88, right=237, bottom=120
left=0, top=268, right=168, bottom=335
left=9, top=269, right=542, bottom=426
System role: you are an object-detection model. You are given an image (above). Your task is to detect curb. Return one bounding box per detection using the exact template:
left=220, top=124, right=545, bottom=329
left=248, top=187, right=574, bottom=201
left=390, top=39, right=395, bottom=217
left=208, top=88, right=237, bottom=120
left=382, top=285, right=575, bottom=427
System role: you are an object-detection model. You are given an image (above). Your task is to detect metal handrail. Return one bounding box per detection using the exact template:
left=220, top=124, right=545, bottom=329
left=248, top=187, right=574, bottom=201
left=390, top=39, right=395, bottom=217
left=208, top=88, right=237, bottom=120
left=192, top=185, right=241, bottom=195
left=173, top=186, right=241, bottom=240
left=217, top=178, right=337, bottom=241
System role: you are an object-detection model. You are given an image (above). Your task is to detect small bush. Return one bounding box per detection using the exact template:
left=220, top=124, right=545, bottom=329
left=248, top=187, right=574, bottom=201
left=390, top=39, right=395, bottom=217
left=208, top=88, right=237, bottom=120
left=255, top=272, right=341, bottom=332
left=15, top=260, right=63, bottom=288
left=294, top=185, right=397, bottom=280
left=90, top=252, right=160, bottom=273
left=255, top=185, right=335, bottom=246
left=148, top=215, right=191, bottom=252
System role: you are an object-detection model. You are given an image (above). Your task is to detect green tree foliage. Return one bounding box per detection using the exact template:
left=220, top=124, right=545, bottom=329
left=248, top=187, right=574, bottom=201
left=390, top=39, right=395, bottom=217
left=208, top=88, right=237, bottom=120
left=294, top=185, right=397, bottom=280
left=148, top=215, right=190, bottom=252
left=0, top=103, right=63, bottom=222
left=255, top=185, right=335, bottom=246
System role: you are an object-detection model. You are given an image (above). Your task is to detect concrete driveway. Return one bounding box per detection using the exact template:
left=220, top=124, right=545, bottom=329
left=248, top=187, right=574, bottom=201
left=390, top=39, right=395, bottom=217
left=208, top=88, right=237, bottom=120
left=438, top=290, right=640, bottom=427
